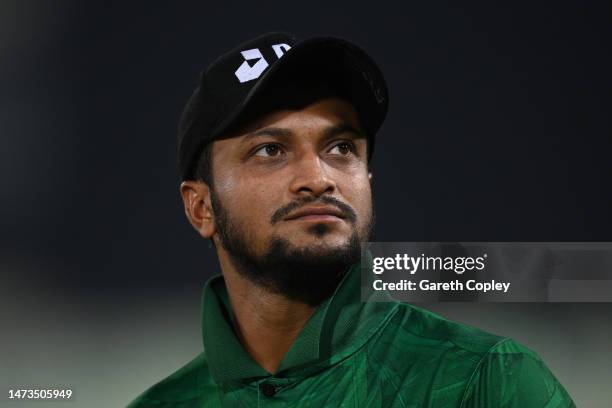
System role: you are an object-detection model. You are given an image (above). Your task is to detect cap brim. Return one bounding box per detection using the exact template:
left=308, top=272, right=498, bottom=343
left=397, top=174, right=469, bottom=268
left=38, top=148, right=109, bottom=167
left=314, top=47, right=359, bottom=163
left=210, top=36, right=389, bottom=156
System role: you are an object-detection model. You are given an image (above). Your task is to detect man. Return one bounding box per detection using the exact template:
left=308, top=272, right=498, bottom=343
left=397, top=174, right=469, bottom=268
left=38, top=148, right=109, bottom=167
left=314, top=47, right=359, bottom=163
left=128, top=32, right=574, bottom=407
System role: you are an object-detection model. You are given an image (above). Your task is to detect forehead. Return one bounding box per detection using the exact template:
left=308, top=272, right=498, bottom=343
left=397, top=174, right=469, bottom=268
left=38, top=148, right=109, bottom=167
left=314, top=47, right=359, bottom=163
left=218, top=97, right=364, bottom=141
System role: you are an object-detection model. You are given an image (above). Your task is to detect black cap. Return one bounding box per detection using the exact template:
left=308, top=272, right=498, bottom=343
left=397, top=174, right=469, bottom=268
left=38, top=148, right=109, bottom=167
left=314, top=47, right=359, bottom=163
left=177, top=32, right=389, bottom=180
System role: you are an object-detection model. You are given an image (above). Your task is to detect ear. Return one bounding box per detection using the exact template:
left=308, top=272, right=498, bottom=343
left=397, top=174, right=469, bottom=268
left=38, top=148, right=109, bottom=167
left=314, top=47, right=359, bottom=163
left=180, top=181, right=216, bottom=239
left=368, top=172, right=373, bottom=184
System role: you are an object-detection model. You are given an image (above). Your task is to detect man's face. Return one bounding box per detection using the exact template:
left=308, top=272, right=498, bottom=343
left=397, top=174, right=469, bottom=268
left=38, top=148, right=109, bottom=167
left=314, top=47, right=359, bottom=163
left=199, top=97, right=374, bottom=304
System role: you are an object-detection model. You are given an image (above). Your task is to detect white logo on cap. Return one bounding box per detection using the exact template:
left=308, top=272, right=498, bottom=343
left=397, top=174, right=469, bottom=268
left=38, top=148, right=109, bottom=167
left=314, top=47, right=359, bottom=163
left=234, top=43, right=291, bottom=83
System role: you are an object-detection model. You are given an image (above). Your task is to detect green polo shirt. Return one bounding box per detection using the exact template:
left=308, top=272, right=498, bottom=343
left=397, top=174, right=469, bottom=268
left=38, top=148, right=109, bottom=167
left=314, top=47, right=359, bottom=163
left=128, top=262, right=575, bottom=407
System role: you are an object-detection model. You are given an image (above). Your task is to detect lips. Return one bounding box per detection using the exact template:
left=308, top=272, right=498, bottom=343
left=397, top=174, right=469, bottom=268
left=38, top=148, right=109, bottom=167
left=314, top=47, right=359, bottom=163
left=284, top=205, right=346, bottom=221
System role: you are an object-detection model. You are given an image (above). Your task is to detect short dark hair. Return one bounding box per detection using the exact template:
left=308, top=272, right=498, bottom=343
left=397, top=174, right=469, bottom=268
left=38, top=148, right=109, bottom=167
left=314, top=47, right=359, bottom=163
left=194, top=141, right=215, bottom=186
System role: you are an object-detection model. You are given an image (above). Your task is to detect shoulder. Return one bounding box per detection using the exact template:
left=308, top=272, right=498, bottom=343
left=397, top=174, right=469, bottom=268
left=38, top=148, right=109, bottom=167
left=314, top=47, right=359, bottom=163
left=373, top=304, right=574, bottom=407
left=387, top=303, right=507, bottom=355
left=127, top=352, right=216, bottom=408
left=460, top=338, right=575, bottom=407
left=365, top=303, right=507, bottom=399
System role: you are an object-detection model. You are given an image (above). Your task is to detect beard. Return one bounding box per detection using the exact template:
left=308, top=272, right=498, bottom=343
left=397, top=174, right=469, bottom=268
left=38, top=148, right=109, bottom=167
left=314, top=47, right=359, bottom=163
left=211, top=191, right=375, bottom=307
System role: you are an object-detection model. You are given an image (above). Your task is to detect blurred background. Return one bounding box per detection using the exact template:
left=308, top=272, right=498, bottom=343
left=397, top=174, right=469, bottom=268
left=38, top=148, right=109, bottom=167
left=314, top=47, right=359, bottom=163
left=1, top=1, right=611, bottom=407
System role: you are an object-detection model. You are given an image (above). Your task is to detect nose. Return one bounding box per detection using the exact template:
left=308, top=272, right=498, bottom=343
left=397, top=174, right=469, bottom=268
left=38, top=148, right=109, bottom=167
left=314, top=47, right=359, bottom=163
left=288, top=151, right=337, bottom=197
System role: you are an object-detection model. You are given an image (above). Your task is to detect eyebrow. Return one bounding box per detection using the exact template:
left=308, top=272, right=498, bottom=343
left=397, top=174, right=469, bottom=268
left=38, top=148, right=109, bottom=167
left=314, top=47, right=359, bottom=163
left=242, top=123, right=365, bottom=143
left=322, top=123, right=365, bottom=140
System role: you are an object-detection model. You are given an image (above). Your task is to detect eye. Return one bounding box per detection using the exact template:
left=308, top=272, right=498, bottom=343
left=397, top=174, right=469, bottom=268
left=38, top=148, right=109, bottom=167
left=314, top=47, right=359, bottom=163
left=329, top=141, right=355, bottom=156
left=253, top=143, right=284, bottom=157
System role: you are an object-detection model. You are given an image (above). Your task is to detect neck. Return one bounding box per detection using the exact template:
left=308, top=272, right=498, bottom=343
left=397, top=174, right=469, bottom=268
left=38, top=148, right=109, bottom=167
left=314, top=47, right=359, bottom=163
left=219, top=253, right=317, bottom=374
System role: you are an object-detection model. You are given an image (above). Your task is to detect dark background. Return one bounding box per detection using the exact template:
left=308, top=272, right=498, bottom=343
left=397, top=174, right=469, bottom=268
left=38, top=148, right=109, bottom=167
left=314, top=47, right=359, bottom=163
left=2, top=1, right=611, bottom=407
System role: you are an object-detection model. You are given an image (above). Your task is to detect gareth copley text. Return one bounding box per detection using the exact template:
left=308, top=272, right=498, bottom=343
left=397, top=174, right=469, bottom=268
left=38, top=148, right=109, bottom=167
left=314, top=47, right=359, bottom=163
left=373, top=279, right=511, bottom=293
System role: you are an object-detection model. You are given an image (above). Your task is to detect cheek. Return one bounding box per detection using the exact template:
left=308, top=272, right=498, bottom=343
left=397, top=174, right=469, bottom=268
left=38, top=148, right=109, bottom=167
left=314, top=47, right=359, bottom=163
left=340, top=172, right=372, bottom=223
left=214, top=173, right=280, bottom=232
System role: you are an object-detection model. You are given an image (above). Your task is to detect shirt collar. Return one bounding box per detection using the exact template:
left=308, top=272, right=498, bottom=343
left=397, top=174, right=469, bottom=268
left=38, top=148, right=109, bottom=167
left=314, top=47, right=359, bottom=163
left=201, top=256, right=399, bottom=385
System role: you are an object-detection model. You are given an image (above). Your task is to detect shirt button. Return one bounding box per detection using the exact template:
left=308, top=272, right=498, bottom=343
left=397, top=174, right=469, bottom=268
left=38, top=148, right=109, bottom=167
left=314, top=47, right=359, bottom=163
left=260, top=383, right=277, bottom=397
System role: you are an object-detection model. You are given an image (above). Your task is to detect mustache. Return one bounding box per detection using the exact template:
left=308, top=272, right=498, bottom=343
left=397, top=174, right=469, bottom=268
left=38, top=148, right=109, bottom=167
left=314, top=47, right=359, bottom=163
left=271, top=196, right=357, bottom=224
